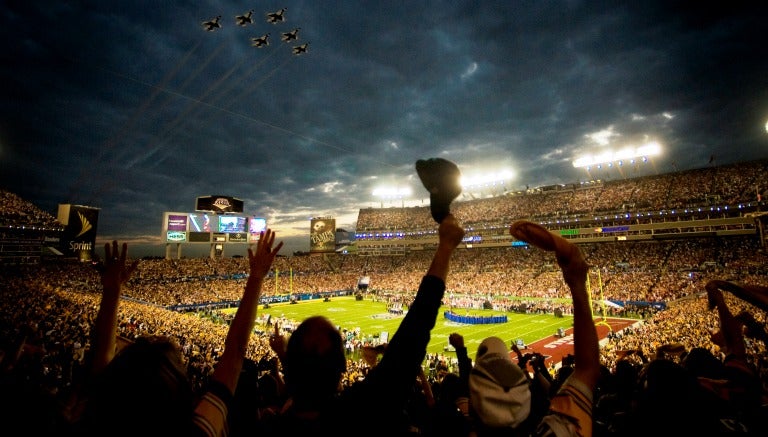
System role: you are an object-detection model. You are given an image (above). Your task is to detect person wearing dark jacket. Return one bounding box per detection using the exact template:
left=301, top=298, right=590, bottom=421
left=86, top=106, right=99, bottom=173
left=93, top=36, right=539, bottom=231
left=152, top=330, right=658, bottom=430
left=260, top=214, right=465, bottom=436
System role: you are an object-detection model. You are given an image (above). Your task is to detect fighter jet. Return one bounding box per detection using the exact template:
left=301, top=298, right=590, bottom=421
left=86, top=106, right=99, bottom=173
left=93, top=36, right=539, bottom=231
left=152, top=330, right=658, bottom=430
left=202, top=15, right=222, bottom=31
left=292, top=42, right=309, bottom=55
left=281, top=28, right=300, bottom=42
left=235, top=10, right=253, bottom=26
left=251, top=33, right=270, bottom=48
left=266, top=8, right=286, bottom=24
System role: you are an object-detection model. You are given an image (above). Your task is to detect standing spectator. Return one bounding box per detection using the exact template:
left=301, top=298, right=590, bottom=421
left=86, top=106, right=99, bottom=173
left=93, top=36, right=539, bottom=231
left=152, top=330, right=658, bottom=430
left=508, top=220, right=600, bottom=437
left=259, top=214, right=465, bottom=436
left=469, top=335, right=533, bottom=433
left=70, top=230, right=282, bottom=436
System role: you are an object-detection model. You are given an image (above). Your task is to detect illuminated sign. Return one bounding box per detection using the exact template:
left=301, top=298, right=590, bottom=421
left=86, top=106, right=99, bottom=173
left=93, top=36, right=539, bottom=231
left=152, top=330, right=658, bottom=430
left=167, top=231, right=187, bottom=242
left=249, top=217, right=267, bottom=234
left=196, top=195, right=244, bottom=213
left=310, top=218, right=336, bottom=253
left=228, top=232, right=247, bottom=243
left=167, top=215, right=188, bottom=231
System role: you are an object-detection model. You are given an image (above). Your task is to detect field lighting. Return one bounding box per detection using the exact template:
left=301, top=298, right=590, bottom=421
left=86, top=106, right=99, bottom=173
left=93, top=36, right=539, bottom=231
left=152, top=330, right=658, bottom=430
left=372, top=186, right=413, bottom=207
left=572, top=142, right=662, bottom=169
left=373, top=167, right=515, bottom=206
left=372, top=187, right=412, bottom=198
left=460, top=169, right=515, bottom=189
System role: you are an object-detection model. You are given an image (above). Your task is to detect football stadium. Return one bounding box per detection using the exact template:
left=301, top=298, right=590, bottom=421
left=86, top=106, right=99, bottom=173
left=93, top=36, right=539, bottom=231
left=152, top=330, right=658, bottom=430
left=2, top=158, right=767, bottom=434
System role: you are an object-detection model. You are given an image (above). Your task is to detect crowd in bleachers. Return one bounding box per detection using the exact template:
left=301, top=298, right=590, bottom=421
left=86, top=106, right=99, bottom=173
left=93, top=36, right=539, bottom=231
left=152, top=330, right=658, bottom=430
left=357, top=159, right=768, bottom=232
left=1, top=159, right=768, bottom=435
left=0, top=189, right=62, bottom=228
left=86, top=234, right=764, bottom=309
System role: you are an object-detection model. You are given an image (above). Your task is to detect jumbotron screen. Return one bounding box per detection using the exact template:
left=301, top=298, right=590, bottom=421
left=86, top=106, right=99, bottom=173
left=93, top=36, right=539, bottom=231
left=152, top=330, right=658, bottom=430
left=162, top=212, right=266, bottom=244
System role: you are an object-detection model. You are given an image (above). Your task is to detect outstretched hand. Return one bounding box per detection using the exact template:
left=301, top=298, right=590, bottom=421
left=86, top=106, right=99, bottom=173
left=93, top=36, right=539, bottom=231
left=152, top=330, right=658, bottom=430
left=247, top=229, right=284, bottom=280
left=269, top=322, right=286, bottom=361
left=213, top=229, right=283, bottom=396
left=438, top=214, right=465, bottom=248
left=705, top=280, right=746, bottom=357
left=705, top=280, right=768, bottom=313
left=101, top=240, right=139, bottom=292
left=509, top=220, right=588, bottom=289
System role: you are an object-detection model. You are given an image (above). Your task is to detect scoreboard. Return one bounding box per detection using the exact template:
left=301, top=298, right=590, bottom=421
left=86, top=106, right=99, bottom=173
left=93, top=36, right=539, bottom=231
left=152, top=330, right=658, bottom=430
left=162, top=212, right=267, bottom=245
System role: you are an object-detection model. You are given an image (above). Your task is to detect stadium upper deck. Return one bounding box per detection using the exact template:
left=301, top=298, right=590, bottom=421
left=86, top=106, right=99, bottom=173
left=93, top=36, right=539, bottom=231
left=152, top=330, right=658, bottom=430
left=2, top=159, right=768, bottom=262
left=355, top=159, right=768, bottom=253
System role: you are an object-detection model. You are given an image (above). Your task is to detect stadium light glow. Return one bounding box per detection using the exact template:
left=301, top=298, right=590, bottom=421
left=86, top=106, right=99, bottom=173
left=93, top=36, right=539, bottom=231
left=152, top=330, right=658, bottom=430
left=372, top=187, right=412, bottom=199
left=460, top=169, right=515, bottom=188
left=572, top=141, right=662, bottom=168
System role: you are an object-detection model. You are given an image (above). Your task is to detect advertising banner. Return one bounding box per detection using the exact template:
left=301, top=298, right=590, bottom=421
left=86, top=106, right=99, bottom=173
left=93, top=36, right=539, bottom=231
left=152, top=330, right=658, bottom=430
left=57, top=204, right=99, bottom=262
left=310, top=217, right=336, bottom=253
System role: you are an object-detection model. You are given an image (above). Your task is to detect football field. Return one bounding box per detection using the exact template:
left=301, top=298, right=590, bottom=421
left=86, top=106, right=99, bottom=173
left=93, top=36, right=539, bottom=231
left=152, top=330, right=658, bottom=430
left=241, top=295, right=579, bottom=361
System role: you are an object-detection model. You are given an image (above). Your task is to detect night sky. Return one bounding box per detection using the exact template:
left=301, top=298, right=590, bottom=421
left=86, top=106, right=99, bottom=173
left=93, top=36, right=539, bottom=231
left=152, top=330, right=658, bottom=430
left=2, top=1, right=767, bottom=256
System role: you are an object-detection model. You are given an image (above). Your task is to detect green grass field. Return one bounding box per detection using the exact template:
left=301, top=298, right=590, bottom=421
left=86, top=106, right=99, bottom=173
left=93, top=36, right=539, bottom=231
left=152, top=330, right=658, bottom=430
left=243, top=295, right=574, bottom=361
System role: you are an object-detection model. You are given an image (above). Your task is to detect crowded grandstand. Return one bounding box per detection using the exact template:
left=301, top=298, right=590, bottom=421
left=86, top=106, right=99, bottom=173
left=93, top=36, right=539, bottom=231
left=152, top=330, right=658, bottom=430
left=1, top=158, right=767, bottom=434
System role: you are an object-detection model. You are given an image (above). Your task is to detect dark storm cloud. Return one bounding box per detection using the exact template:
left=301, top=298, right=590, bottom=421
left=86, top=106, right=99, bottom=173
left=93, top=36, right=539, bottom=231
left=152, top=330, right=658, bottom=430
left=2, top=0, right=767, bottom=255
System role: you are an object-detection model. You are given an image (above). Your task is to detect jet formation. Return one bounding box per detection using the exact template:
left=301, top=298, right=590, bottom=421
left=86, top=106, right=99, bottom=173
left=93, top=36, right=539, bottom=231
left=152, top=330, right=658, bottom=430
left=202, top=7, right=308, bottom=56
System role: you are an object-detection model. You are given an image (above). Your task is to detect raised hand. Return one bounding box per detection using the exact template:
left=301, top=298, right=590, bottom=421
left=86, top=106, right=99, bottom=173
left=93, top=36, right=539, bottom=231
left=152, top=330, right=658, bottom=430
left=247, top=229, right=284, bottom=281
left=439, top=214, right=465, bottom=248
left=210, top=228, right=284, bottom=397
left=269, top=322, right=286, bottom=361
left=705, top=280, right=747, bottom=357
left=91, top=241, right=139, bottom=374
left=101, top=240, right=139, bottom=292
left=449, top=332, right=465, bottom=350
left=510, top=220, right=588, bottom=289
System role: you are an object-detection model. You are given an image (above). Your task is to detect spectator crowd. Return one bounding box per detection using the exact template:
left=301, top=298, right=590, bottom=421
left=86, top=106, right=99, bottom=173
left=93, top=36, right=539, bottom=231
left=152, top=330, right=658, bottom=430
left=1, top=159, right=768, bottom=435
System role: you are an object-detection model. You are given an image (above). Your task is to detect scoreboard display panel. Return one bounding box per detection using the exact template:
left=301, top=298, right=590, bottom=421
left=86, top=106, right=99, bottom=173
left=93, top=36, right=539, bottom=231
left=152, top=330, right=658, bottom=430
left=218, top=216, right=247, bottom=233
left=188, top=213, right=215, bottom=233
left=163, top=212, right=263, bottom=245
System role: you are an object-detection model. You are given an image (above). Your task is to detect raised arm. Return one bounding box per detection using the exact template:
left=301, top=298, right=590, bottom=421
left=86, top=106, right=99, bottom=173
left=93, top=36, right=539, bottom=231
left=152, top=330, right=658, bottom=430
left=368, top=214, right=464, bottom=403
left=90, top=241, right=139, bottom=375
left=269, top=321, right=287, bottom=364
left=193, top=229, right=283, bottom=436
left=426, top=214, right=466, bottom=281
left=509, top=221, right=599, bottom=388
left=449, top=333, right=471, bottom=387
left=213, top=229, right=283, bottom=393
left=705, top=280, right=768, bottom=313
left=510, top=221, right=599, bottom=437
left=449, top=332, right=472, bottom=411
left=705, top=280, right=747, bottom=359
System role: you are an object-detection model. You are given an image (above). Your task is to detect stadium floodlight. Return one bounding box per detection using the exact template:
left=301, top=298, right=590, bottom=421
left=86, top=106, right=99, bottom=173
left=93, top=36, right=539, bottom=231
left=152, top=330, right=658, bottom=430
left=372, top=187, right=412, bottom=198
left=572, top=141, right=662, bottom=168
left=372, top=186, right=413, bottom=207
left=460, top=169, right=515, bottom=189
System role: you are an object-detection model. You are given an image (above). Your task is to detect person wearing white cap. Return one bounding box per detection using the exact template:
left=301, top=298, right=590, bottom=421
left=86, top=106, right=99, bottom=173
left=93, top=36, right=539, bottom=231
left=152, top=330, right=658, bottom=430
left=469, top=336, right=533, bottom=433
